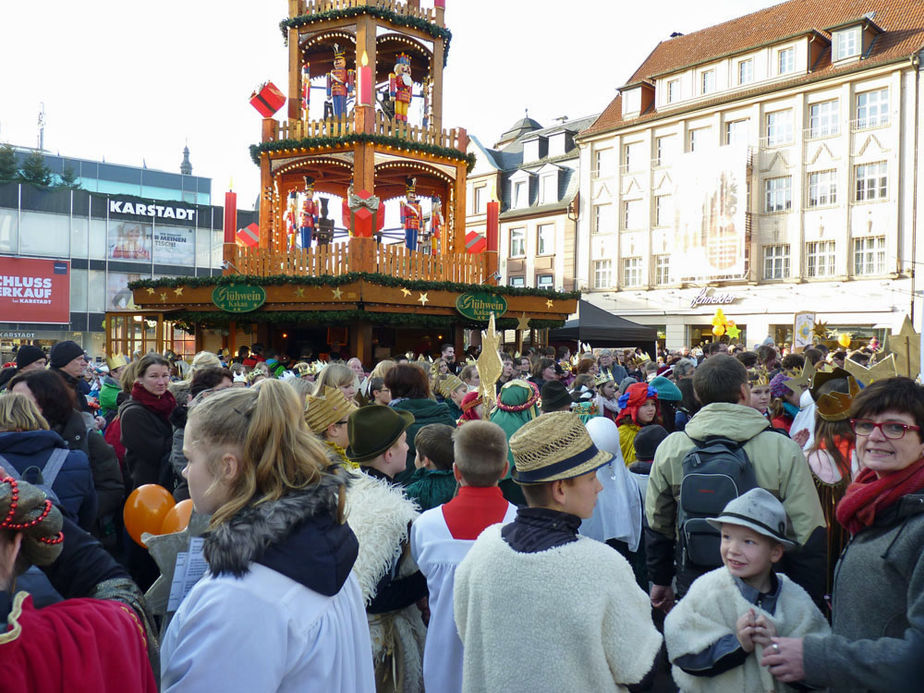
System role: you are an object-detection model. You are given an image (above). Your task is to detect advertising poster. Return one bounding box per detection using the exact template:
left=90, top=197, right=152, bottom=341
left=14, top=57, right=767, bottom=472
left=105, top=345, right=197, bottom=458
left=108, top=220, right=153, bottom=261
left=107, top=272, right=142, bottom=311
left=153, top=226, right=195, bottom=265
left=0, top=256, right=70, bottom=324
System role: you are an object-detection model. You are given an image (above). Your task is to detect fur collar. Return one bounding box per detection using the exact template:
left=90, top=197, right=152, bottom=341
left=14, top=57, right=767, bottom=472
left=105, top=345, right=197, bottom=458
left=204, top=471, right=347, bottom=578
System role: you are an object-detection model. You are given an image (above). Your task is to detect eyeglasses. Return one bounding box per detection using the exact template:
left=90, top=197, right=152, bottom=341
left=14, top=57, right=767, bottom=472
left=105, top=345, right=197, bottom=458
left=850, top=419, right=921, bottom=440
left=335, top=420, right=348, bottom=426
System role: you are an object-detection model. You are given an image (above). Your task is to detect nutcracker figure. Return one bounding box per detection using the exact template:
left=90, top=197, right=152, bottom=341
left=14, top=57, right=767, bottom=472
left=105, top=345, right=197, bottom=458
left=301, top=60, right=311, bottom=117
left=400, top=177, right=422, bottom=251
left=299, top=176, right=318, bottom=249
left=430, top=196, right=443, bottom=255
left=389, top=53, right=413, bottom=123
left=326, top=44, right=354, bottom=119
left=284, top=190, right=298, bottom=250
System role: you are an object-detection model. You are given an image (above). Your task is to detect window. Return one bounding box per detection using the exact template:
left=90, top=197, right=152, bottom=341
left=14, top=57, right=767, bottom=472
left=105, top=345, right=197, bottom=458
left=537, top=274, right=554, bottom=289
left=834, top=27, right=861, bottom=61
left=594, top=259, right=613, bottom=289
left=738, top=59, right=753, bottom=85
left=667, top=79, right=680, bottom=103
left=777, top=47, right=794, bottom=74
left=855, top=162, right=887, bottom=201
left=689, top=127, right=710, bottom=152
left=537, top=224, right=554, bottom=255
left=808, top=99, right=839, bottom=138
left=808, top=170, right=837, bottom=207
left=624, top=142, right=644, bottom=171
left=655, top=195, right=673, bottom=227
left=766, top=110, right=793, bottom=146
left=856, top=89, right=889, bottom=129
left=765, top=176, right=792, bottom=213
left=854, top=236, right=886, bottom=275
left=655, top=135, right=676, bottom=166
left=701, top=70, right=715, bottom=95
left=593, top=148, right=614, bottom=178
left=806, top=241, right=836, bottom=277
left=541, top=174, right=557, bottom=204
left=509, top=228, right=526, bottom=257
left=513, top=180, right=528, bottom=208
left=725, top=119, right=749, bottom=146
left=592, top=203, right=613, bottom=234
left=473, top=186, right=485, bottom=214
left=654, top=255, right=671, bottom=285
left=623, top=257, right=643, bottom=286
left=623, top=199, right=644, bottom=230
left=763, top=244, right=791, bottom=279
left=622, top=88, right=642, bottom=115
left=509, top=276, right=525, bottom=288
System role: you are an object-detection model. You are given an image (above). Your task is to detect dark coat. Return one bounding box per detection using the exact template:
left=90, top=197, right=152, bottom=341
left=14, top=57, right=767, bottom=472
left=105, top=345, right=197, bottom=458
left=55, top=410, right=123, bottom=519
left=389, top=398, right=457, bottom=485
left=404, top=468, right=457, bottom=511
left=0, top=430, right=97, bottom=530
left=119, top=397, right=173, bottom=489
left=51, top=367, right=91, bottom=413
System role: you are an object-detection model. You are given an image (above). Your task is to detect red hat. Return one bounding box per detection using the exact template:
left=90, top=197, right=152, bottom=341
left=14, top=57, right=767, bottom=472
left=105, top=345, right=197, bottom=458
left=615, top=382, right=659, bottom=427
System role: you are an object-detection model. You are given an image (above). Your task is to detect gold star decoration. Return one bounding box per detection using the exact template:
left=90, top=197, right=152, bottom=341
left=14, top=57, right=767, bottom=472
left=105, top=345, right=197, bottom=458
left=516, top=313, right=531, bottom=331
left=294, top=287, right=305, bottom=297
left=887, top=315, right=921, bottom=379
left=545, top=299, right=554, bottom=308
left=400, top=287, right=412, bottom=297
left=159, top=292, right=168, bottom=302
left=173, top=287, right=184, bottom=296
left=146, top=287, right=155, bottom=295
left=784, top=358, right=816, bottom=398
left=812, top=321, right=829, bottom=340
left=418, top=292, right=429, bottom=306
left=845, top=353, right=898, bottom=387
left=331, top=287, right=343, bottom=300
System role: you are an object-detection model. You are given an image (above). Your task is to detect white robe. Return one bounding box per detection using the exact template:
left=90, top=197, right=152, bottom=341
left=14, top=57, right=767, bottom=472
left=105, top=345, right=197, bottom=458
left=410, top=504, right=517, bottom=693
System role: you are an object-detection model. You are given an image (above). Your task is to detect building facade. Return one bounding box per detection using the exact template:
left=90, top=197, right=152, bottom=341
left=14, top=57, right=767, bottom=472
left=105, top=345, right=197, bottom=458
left=575, top=0, right=924, bottom=349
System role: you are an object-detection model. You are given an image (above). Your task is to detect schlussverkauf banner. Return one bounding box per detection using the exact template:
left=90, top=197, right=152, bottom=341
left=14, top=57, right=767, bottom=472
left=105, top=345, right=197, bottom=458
left=0, top=256, right=70, bottom=323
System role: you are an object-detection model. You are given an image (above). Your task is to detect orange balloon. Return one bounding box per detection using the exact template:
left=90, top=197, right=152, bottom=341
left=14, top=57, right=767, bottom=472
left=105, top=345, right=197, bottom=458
left=123, top=484, right=175, bottom=547
left=160, top=499, right=194, bottom=535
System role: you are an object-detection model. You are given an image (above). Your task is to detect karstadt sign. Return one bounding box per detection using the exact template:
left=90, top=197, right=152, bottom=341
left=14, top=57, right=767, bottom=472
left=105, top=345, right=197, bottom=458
left=109, top=199, right=197, bottom=222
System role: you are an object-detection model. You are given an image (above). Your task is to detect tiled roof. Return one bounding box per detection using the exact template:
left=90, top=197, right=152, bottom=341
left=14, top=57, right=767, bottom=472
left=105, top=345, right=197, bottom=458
left=581, top=0, right=924, bottom=138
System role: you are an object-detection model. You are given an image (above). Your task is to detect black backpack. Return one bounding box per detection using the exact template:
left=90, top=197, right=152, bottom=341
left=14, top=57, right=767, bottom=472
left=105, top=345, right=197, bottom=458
left=677, top=433, right=761, bottom=569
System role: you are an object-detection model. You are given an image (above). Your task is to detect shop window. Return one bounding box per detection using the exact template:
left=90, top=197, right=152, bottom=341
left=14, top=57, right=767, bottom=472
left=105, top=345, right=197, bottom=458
left=763, top=244, right=790, bottom=279
left=853, top=236, right=886, bottom=276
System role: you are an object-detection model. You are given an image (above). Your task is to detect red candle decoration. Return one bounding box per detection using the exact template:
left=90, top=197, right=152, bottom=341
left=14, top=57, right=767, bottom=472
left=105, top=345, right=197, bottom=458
left=486, top=200, right=499, bottom=252
left=359, top=51, right=373, bottom=106
left=224, top=189, right=237, bottom=244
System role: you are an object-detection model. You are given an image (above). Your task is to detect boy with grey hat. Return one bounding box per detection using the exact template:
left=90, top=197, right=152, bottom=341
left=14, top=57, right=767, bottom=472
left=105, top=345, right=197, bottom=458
left=664, top=488, right=829, bottom=692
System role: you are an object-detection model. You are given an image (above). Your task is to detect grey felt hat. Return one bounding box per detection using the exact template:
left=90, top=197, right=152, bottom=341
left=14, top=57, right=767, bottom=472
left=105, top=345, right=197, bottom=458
left=707, top=488, right=796, bottom=549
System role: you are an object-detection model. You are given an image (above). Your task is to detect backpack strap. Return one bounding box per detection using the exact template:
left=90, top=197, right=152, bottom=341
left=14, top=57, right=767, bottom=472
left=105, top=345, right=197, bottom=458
left=0, top=454, right=21, bottom=481
left=41, top=447, right=71, bottom=488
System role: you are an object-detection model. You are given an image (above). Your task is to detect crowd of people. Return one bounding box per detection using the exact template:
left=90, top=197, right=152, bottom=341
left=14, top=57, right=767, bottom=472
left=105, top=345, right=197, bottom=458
left=0, top=335, right=921, bottom=691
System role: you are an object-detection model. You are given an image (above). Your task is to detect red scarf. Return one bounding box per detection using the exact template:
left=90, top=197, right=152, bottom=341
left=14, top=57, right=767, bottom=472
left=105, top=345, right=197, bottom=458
left=835, top=457, right=924, bottom=535
left=130, top=382, right=176, bottom=421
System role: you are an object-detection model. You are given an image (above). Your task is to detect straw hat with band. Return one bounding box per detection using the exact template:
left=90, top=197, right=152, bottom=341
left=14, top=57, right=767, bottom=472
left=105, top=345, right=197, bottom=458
left=509, top=411, right=613, bottom=484
left=346, top=405, right=415, bottom=463
left=706, top=488, right=796, bottom=549
left=305, top=386, right=357, bottom=434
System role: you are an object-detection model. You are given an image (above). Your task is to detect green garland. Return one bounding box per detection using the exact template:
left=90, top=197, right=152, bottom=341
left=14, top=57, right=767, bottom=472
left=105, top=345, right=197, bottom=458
left=129, top=272, right=580, bottom=301
left=167, top=309, right=563, bottom=332
left=250, top=133, right=476, bottom=172
left=280, top=7, right=452, bottom=62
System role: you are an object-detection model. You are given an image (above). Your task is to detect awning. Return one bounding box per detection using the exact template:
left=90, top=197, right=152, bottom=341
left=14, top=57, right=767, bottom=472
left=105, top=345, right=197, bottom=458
left=549, top=300, right=659, bottom=349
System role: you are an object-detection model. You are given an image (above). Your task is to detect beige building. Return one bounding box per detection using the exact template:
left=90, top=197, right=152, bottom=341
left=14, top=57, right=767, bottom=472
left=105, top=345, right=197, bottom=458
left=575, top=0, right=924, bottom=348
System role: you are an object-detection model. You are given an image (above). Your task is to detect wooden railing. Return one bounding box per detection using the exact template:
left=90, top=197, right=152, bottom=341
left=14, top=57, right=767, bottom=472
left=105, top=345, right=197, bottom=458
left=228, top=238, right=485, bottom=284
left=372, top=111, right=465, bottom=149
left=265, top=114, right=467, bottom=152
left=293, top=0, right=440, bottom=26
left=275, top=117, right=354, bottom=140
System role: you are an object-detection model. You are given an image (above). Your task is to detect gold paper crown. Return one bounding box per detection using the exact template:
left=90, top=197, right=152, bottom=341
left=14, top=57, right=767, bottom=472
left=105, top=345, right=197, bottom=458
left=305, top=386, right=356, bottom=434
left=844, top=353, right=898, bottom=387
left=435, top=374, right=465, bottom=399
left=747, top=367, right=770, bottom=387
left=594, top=371, right=615, bottom=387
left=106, top=353, right=128, bottom=371
left=814, top=371, right=861, bottom=422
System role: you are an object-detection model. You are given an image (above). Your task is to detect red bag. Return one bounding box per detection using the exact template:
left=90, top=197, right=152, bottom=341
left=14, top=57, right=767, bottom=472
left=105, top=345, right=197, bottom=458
left=249, top=81, right=286, bottom=117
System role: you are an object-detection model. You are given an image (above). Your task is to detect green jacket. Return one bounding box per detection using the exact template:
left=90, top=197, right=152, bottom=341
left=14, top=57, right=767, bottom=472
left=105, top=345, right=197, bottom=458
left=98, top=378, right=121, bottom=416
left=405, top=468, right=457, bottom=511
left=390, top=398, right=456, bottom=485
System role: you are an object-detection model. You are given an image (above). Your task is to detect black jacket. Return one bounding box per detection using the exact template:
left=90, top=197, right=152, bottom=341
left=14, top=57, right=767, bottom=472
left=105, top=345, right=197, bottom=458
left=119, top=397, right=173, bottom=489
left=55, top=410, right=123, bottom=520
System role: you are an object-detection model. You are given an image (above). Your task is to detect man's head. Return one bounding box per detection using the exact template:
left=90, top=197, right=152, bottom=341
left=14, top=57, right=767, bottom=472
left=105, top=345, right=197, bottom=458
left=692, top=354, right=749, bottom=406
left=453, top=420, right=508, bottom=486
left=49, top=341, right=87, bottom=379
left=346, top=404, right=414, bottom=478
left=597, top=349, right=613, bottom=368
left=441, top=344, right=456, bottom=364
left=517, top=356, right=531, bottom=376
left=15, top=346, right=46, bottom=373
left=414, top=424, right=455, bottom=471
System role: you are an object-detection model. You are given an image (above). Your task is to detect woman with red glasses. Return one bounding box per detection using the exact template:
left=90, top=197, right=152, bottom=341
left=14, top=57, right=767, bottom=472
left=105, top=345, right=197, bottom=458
left=763, top=376, right=924, bottom=690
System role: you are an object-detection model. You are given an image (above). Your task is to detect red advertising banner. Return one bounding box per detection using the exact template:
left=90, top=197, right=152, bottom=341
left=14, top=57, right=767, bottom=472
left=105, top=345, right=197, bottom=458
left=0, top=256, right=70, bottom=324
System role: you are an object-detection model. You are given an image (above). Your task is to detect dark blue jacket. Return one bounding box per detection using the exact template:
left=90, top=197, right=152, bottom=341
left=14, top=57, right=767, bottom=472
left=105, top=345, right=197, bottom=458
left=0, top=430, right=97, bottom=530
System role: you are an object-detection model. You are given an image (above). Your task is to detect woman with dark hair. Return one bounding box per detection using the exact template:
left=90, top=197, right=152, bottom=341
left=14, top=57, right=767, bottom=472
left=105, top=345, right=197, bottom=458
left=764, top=377, right=924, bottom=690
left=119, top=353, right=176, bottom=489
left=385, top=363, right=455, bottom=484
left=528, top=357, right=558, bottom=392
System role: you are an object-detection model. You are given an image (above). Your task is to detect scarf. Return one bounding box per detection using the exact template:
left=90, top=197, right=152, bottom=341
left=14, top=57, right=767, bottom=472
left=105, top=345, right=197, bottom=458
left=130, top=382, right=176, bottom=421
left=835, top=456, right=924, bottom=535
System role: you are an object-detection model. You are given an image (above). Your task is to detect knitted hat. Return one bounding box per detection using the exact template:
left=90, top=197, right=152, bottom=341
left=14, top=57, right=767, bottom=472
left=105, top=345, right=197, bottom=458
left=540, top=381, right=572, bottom=413
left=633, top=425, right=669, bottom=463
left=16, top=345, right=45, bottom=370
left=510, top=412, right=612, bottom=484
left=305, top=386, right=356, bottom=434
left=769, top=372, right=792, bottom=399
left=49, top=340, right=85, bottom=368
left=649, top=376, right=682, bottom=402
left=707, top=488, right=796, bottom=549
left=346, top=405, right=414, bottom=463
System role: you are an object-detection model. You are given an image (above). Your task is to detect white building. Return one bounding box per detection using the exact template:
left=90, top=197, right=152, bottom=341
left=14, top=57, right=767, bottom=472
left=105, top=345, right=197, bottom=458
left=575, top=0, right=924, bottom=349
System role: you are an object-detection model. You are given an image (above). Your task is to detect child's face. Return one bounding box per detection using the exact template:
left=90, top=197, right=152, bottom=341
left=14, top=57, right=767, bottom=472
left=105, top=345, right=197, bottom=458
left=450, top=385, right=467, bottom=406
left=720, top=523, right=783, bottom=587
left=637, top=399, right=657, bottom=425
left=601, top=382, right=616, bottom=399
left=557, top=469, right=603, bottom=519
left=749, top=385, right=771, bottom=413
left=373, top=386, right=391, bottom=405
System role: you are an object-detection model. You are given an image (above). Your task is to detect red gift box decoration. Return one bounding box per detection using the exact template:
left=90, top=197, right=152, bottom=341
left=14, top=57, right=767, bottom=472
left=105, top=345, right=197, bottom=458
left=236, top=223, right=260, bottom=247
left=249, top=81, right=286, bottom=117
left=465, top=230, right=487, bottom=254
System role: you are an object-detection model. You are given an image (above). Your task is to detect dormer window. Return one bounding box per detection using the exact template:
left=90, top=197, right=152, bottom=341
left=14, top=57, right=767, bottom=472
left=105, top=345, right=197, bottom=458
left=834, top=26, right=861, bottom=60
left=701, top=70, right=715, bottom=95
left=513, top=180, right=528, bottom=208
left=777, top=47, right=794, bottom=74
left=667, top=79, right=680, bottom=103
left=737, top=59, right=753, bottom=85
left=540, top=173, right=557, bottom=204
left=622, top=87, right=642, bottom=116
